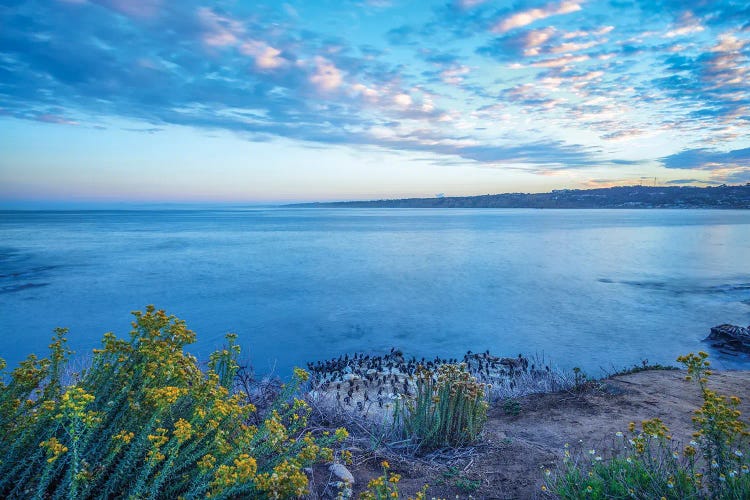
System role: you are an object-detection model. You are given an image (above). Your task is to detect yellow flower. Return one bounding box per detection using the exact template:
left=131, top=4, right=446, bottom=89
left=58, top=386, right=99, bottom=425
left=146, top=449, right=165, bottom=463
left=39, top=437, right=68, bottom=463
left=173, top=418, right=193, bottom=443
left=334, top=427, right=349, bottom=442
left=148, top=427, right=169, bottom=448
left=198, top=454, right=216, bottom=471
left=113, top=430, right=135, bottom=444
left=233, top=454, right=258, bottom=482
left=293, top=367, right=310, bottom=381
left=146, top=386, right=186, bottom=408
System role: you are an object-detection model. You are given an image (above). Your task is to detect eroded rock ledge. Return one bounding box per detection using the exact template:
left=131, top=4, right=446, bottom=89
left=705, top=323, right=750, bottom=353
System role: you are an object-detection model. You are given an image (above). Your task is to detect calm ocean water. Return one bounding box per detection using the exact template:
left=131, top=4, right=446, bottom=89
left=1, top=208, right=749, bottom=376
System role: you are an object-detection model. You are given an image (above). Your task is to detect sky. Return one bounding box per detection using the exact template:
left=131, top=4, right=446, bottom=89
left=1, top=0, right=749, bottom=205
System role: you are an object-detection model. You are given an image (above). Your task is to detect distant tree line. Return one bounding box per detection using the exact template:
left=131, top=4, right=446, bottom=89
left=291, top=184, right=750, bottom=209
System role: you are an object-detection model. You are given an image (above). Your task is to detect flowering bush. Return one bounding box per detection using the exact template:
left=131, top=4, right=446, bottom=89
left=545, top=352, right=750, bottom=499
left=395, top=363, right=488, bottom=451
left=0, top=306, right=347, bottom=499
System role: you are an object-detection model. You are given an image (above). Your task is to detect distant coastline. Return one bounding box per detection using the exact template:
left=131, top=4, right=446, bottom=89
left=289, top=184, right=750, bottom=209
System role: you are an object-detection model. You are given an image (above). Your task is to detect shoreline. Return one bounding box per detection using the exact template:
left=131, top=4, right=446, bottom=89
left=316, top=368, right=750, bottom=499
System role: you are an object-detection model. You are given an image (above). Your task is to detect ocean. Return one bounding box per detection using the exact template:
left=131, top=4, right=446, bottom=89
left=1, top=208, right=749, bottom=376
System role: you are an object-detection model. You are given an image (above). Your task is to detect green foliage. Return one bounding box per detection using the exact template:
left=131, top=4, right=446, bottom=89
left=609, top=359, right=680, bottom=377
left=0, top=306, right=347, bottom=499
left=395, top=363, right=488, bottom=451
left=502, top=398, right=522, bottom=416
left=571, top=366, right=590, bottom=392
left=440, top=466, right=481, bottom=493
left=548, top=437, right=701, bottom=499
left=544, top=352, right=750, bottom=499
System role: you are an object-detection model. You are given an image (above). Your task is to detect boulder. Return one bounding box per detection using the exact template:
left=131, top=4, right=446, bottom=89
left=705, top=324, right=750, bottom=353
left=329, top=463, right=355, bottom=485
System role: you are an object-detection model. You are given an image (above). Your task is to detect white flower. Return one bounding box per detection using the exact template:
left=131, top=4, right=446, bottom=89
left=734, top=450, right=743, bottom=458
left=729, top=471, right=737, bottom=478
left=615, top=431, right=623, bottom=438
left=667, top=481, right=674, bottom=489
left=672, top=451, right=679, bottom=458
left=690, top=440, right=698, bottom=446
left=712, top=460, right=719, bottom=468
left=595, top=456, right=602, bottom=462
left=589, top=449, right=596, bottom=455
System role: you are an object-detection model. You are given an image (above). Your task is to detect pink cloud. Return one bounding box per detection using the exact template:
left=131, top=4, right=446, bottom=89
left=393, top=93, right=413, bottom=107
left=663, top=11, right=704, bottom=38
left=711, top=34, right=748, bottom=53
left=309, top=57, right=343, bottom=92
left=351, top=83, right=379, bottom=101
left=548, top=39, right=600, bottom=54
left=492, top=1, right=583, bottom=33
left=562, top=25, right=613, bottom=39
left=198, top=7, right=243, bottom=47
left=95, top=0, right=162, bottom=19
left=531, top=53, right=589, bottom=68
left=36, top=113, right=78, bottom=125
left=241, top=41, right=285, bottom=69
left=458, top=0, right=489, bottom=8
left=440, top=65, right=471, bottom=85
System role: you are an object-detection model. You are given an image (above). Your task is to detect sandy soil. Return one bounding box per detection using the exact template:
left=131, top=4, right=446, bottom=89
left=311, top=369, right=750, bottom=499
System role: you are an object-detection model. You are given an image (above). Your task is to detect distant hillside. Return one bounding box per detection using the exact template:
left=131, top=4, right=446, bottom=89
left=291, top=184, right=750, bottom=209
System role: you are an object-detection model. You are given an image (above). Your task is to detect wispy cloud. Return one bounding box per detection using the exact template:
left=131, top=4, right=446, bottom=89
left=1, top=0, right=749, bottom=191
left=661, top=147, right=750, bottom=170
left=492, top=1, right=583, bottom=34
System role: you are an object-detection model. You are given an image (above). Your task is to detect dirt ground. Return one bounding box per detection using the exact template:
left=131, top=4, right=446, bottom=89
left=311, top=369, right=750, bottom=499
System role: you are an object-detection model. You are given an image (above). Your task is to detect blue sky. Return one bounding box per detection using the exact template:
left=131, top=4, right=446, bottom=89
left=1, top=0, right=749, bottom=204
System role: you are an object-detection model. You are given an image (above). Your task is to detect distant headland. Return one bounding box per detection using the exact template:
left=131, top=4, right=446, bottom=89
left=290, top=183, right=750, bottom=209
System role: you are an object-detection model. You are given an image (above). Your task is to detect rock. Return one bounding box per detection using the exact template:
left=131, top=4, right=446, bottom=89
left=705, top=324, right=750, bottom=353
left=329, top=463, right=355, bottom=485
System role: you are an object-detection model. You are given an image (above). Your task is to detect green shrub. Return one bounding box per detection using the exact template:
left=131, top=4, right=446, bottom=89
left=544, top=352, right=750, bottom=499
left=0, top=306, right=347, bottom=499
left=502, top=398, right=522, bottom=416
left=441, top=465, right=481, bottom=493
left=395, top=363, right=488, bottom=451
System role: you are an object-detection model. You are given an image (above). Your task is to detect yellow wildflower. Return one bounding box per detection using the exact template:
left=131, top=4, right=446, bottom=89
left=335, top=427, right=349, bottom=442
left=113, top=430, right=135, bottom=444
left=198, top=454, right=216, bottom=471
left=39, top=437, right=68, bottom=463
left=293, top=367, right=310, bottom=381
left=173, top=418, right=193, bottom=443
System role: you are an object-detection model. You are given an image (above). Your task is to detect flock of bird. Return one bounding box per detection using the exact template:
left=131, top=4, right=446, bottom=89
left=306, top=348, right=533, bottom=415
